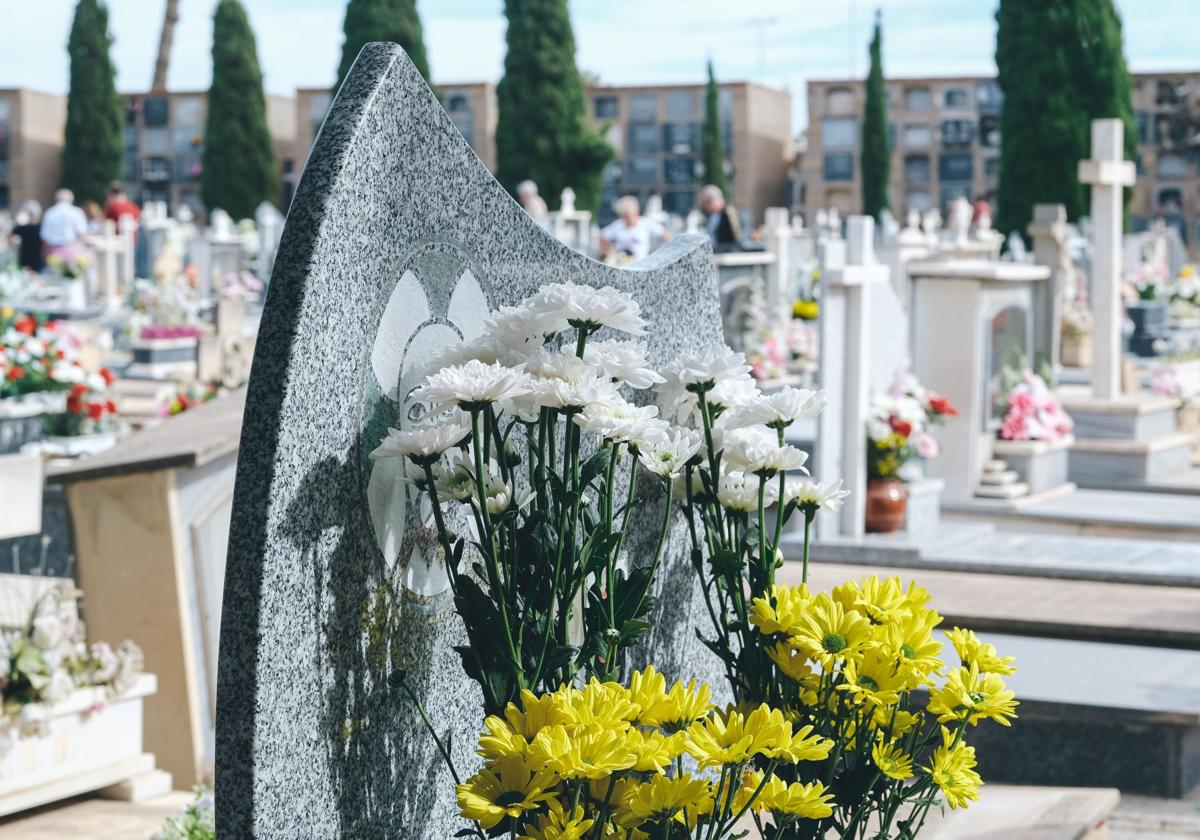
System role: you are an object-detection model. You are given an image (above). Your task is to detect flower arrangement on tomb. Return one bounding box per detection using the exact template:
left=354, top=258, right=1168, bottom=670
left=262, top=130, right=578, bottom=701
left=163, top=381, right=222, bottom=417
left=0, top=584, right=144, bottom=756
left=127, top=276, right=202, bottom=341
left=1061, top=298, right=1094, bottom=339
left=995, top=369, right=1073, bottom=444
left=44, top=246, right=92, bottom=281
left=376, top=282, right=1014, bottom=837
left=141, top=323, right=206, bottom=341
left=865, top=382, right=956, bottom=481
left=0, top=312, right=89, bottom=402
left=41, top=368, right=120, bottom=438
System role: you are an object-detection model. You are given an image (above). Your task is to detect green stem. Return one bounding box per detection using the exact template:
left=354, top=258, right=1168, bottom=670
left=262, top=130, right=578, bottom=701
left=802, top=511, right=814, bottom=585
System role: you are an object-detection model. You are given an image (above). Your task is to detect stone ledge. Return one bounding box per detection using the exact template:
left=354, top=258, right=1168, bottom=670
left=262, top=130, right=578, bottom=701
left=994, top=435, right=1075, bottom=457
left=1070, top=432, right=1192, bottom=454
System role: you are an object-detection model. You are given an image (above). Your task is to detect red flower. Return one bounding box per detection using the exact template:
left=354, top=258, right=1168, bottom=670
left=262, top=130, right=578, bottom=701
left=55, top=349, right=65, bottom=360
left=928, top=394, right=958, bottom=417
left=86, top=402, right=105, bottom=421
left=70, top=383, right=88, bottom=397
left=67, top=395, right=82, bottom=413
left=105, top=399, right=117, bottom=414
left=99, top=367, right=115, bottom=386
left=5, top=366, right=24, bottom=381
left=14, top=316, right=35, bottom=335
left=889, top=417, right=913, bottom=437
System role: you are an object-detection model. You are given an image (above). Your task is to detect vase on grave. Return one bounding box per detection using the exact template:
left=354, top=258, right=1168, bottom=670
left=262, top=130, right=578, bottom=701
left=1061, top=331, right=1093, bottom=368
left=864, top=478, right=907, bottom=533
left=1127, top=301, right=1169, bottom=357
left=0, top=396, right=49, bottom=454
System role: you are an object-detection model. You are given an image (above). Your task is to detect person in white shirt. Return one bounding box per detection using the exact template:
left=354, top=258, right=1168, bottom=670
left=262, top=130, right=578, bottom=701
left=39, top=189, right=88, bottom=248
left=599, top=195, right=669, bottom=261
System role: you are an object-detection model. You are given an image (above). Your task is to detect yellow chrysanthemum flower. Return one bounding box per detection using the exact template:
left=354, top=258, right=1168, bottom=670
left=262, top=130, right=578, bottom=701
left=837, top=649, right=907, bottom=708
left=618, top=774, right=713, bottom=829
left=945, top=627, right=1018, bottom=675
left=505, top=689, right=571, bottom=740
left=884, top=609, right=944, bottom=678
left=789, top=593, right=873, bottom=668
left=928, top=664, right=1018, bottom=727
left=873, top=707, right=923, bottom=738
left=925, top=729, right=983, bottom=809
left=749, top=584, right=811, bottom=636
left=456, top=755, right=557, bottom=829
left=734, top=770, right=834, bottom=818
left=627, top=666, right=668, bottom=715
left=625, top=728, right=686, bottom=773
left=528, top=724, right=638, bottom=780
left=638, top=678, right=713, bottom=731
left=901, top=580, right=933, bottom=612
left=871, top=738, right=914, bottom=780
left=478, top=714, right=528, bottom=760
left=765, top=642, right=818, bottom=688
left=555, top=679, right=639, bottom=730
left=833, top=575, right=910, bottom=625
left=517, top=801, right=595, bottom=840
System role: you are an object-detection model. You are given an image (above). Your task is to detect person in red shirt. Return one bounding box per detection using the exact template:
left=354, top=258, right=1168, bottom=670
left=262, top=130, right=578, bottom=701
left=103, top=183, right=141, bottom=230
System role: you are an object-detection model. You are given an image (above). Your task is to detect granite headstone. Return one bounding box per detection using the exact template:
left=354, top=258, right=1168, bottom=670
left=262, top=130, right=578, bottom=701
left=216, top=44, right=725, bottom=837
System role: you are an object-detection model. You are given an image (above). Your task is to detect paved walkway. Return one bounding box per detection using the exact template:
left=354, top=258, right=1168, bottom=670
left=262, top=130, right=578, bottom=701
left=797, top=523, right=1200, bottom=587
left=0, top=791, right=191, bottom=839
left=783, top=562, right=1200, bottom=650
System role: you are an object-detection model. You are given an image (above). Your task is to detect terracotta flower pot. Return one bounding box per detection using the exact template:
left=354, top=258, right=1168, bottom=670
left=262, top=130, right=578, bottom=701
left=865, top=479, right=907, bottom=534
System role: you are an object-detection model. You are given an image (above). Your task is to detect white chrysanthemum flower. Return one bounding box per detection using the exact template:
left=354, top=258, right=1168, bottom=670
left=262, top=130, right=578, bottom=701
left=574, top=398, right=667, bottom=445
left=42, top=668, right=75, bottom=705
left=785, top=478, right=851, bottom=513
left=726, top=441, right=810, bottom=477
left=434, top=451, right=476, bottom=501
left=472, top=471, right=531, bottom=516
left=525, top=352, right=619, bottom=410
left=478, top=303, right=556, bottom=356
left=369, top=414, right=470, bottom=464
left=430, top=336, right=529, bottom=370
left=717, top=470, right=778, bottom=511
left=637, top=427, right=703, bottom=478
left=661, top=345, right=757, bottom=422
left=414, top=359, right=531, bottom=410
left=526, top=282, right=647, bottom=336
left=582, top=340, right=665, bottom=389
left=724, top=388, right=827, bottom=430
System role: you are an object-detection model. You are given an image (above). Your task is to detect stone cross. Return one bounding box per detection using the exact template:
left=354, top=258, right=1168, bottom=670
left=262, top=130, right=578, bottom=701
left=216, top=44, right=726, bottom=837
left=815, top=215, right=889, bottom=538
left=1078, top=118, right=1136, bottom=401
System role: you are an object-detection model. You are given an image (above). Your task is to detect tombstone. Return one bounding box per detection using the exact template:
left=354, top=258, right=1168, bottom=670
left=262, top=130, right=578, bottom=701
left=547, top=186, right=593, bottom=253
left=814, top=216, right=889, bottom=538
left=909, top=257, right=1051, bottom=502
left=878, top=210, right=934, bottom=306
left=255, top=201, right=285, bottom=282
left=206, top=209, right=243, bottom=297
left=921, top=207, right=942, bottom=241
left=762, top=206, right=793, bottom=336
left=878, top=208, right=900, bottom=245
left=1027, top=204, right=1074, bottom=375
left=118, top=214, right=138, bottom=290
left=216, top=44, right=727, bottom=837
left=89, top=219, right=122, bottom=310
left=1005, top=231, right=1028, bottom=262
left=947, top=197, right=971, bottom=246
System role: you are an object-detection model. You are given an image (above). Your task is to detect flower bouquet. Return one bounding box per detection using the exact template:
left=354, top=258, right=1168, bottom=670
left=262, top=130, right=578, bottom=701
left=44, top=246, right=91, bottom=281
left=41, top=368, right=122, bottom=456
left=376, top=281, right=1014, bottom=838
left=994, top=369, right=1072, bottom=445
left=0, top=313, right=88, bottom=453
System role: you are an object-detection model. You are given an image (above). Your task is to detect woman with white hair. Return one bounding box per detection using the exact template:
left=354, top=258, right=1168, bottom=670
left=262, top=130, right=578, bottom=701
left=599, top=194, right=669, bottom=261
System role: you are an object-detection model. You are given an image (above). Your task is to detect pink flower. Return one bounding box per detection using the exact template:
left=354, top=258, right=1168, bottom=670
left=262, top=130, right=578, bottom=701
left=915, top=432, right=940, bottom=459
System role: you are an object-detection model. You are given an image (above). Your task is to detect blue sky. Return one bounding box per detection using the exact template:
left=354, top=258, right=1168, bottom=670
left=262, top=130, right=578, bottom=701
left=0, top=1, right=1191, bottom=130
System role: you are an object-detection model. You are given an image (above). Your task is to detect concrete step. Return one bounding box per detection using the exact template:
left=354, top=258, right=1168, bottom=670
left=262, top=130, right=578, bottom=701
left=980, top=469, right=1020, bottom=486
left=1060, top=388, right=1183, bottom=442
left=920, top=785, right=1119, bottom=839
left=983, top=459, right=1009, bottom=474
left=1069, top=433, right=1194, bottom=487
left=976, top=481, right=1030, bottom=499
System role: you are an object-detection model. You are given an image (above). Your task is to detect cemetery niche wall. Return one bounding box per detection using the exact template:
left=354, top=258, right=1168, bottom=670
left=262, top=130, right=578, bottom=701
left=216, top=44, right=726, bottom=837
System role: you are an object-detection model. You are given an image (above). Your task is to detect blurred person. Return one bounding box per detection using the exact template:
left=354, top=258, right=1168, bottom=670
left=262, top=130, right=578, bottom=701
left=104, top=183, right=141, bottom=229
left=12, top=200, right=45, bottom=272
left=599, top=195, right=669, bottom=261
left=698, top=184, right=742, bottom=252
left=39, top=188, right=87, bottom=248
left=516, top=180, right=548, bottom=224
left=83, top=200, right=105, bottom=234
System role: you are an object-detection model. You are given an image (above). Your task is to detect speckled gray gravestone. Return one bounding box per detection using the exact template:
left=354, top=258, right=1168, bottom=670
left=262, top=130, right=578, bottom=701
left=216, top=43, right=724, bottom=838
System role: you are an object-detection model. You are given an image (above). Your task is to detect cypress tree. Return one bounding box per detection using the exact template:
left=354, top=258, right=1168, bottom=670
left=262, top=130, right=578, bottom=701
left=1072, top=0, right=1137, bottom=221
left=335, top=0, right=431, bottom=92
left=61, top=0, right=122, bottom=205
left=995, top=0, right=1136, bottom=236
left=860, top=12, right=890, bottom=222
left=701, top=60, right=730, bottom=196
left=201, top=0, right=278, bottom=219
left=495, top=0, right=611, bottom=213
